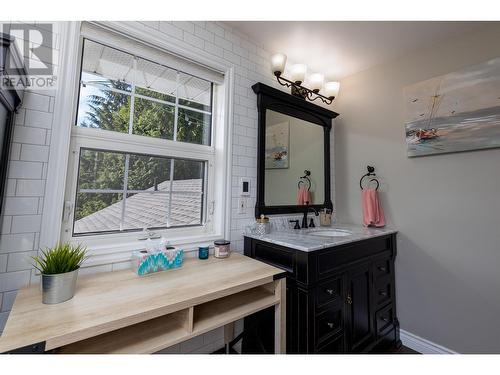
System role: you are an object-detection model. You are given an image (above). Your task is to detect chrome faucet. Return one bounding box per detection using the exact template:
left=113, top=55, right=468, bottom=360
left=302, top=205, right=319, bottom=229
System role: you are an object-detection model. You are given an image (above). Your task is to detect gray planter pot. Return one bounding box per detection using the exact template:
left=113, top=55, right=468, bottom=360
left=41, top=268, right=79, bottom=304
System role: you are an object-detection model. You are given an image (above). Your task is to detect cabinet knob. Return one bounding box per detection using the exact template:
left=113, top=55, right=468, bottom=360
left=327, top=322, right=335, bottom=329
left=381, top=317, right=390, bottom=323
left=378, top=290, right=387, bottom=296
left=325, top=289, right=335, bottom=295
left=378, top=266, right=387, bottom=272
left=346, top=294, right=352, bottom=305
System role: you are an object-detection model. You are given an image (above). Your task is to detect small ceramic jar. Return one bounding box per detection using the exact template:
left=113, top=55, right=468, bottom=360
left=198, top=246, right=209, bottom=260
left=214, top=240, right=230, bottom=258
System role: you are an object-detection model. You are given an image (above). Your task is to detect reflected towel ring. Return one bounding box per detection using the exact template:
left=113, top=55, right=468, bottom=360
left=298, top=170, right=311, bottom=191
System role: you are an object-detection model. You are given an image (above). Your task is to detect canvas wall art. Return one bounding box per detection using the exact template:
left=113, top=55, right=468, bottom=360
left=265, top=121, right=289, bottom=169
left=403, top=57, right=500, bottom=157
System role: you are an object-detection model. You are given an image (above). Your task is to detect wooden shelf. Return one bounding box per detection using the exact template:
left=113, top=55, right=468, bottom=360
left=58, top=285, right=278, bottom=354
left=193, top=284, right=278, bottom=335
left=58, top=309, right=191, bottom=354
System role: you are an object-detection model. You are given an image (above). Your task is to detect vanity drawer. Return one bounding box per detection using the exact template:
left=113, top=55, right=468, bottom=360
left=316, top=277, right=342, bottom=308
left=317, top=237, right=391, bottom=279
left=253, top=242, right=295, bottom=275
left=375, top=278, right=392, bottom=308
left=315, top=304, right=343, bottom=345
left=373, top=257, right=392, bottom=280
left=375, top=304, right=394, bottom=338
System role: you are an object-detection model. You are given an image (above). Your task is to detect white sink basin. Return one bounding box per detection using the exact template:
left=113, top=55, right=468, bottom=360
left=308, top=229, right=352, bottom=237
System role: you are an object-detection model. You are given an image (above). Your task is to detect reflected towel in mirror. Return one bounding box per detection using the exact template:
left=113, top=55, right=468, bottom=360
left=297, top=186, right=312, bottom=205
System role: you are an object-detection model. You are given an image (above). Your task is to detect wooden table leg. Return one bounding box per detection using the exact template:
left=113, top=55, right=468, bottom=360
left=274, top=277, right=286, bottom=354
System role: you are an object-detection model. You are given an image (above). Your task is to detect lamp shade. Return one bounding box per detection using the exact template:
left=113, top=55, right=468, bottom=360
left=309, top=73, right=324, bottom=91
left=324, top=81, right=340, bottom=98
left=271, top=53, right=287, bottom=75
left=290, top=64, right=307, bottom=84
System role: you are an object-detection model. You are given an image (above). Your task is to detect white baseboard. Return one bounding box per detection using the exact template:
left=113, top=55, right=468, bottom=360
left=400, top=329, right=457, bottom=354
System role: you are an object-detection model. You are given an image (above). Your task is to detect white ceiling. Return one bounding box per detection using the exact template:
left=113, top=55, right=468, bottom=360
left=225, top=21, right=491, bottom=80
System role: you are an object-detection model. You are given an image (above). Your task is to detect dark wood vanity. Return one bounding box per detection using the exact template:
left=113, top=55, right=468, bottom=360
left=243, top=233, right=400, bottom=353
left=244, top=82, right=400, bottom=354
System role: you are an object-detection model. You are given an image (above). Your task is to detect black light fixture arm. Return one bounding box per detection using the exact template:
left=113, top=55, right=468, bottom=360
left=274, top=72, right=335, bottom=105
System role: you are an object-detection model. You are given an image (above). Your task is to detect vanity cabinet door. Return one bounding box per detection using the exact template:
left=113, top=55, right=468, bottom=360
left=345, top=262, right=374, bottom=352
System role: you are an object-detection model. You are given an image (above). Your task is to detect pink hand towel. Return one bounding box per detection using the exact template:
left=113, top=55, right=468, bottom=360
left=297, top=186, right=306, bottom=205
left=303, top=188, right=311, bottom=206
left=297, top=187, right=312, bottom=205
left=362, top=188, right=386, bottom=227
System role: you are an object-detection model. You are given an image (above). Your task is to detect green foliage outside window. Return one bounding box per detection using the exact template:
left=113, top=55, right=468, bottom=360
left=75, top=79, right=210, bottom=226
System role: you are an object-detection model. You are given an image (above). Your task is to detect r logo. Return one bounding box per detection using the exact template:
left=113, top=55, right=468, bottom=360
left=3, top=23, right=53, bottom=75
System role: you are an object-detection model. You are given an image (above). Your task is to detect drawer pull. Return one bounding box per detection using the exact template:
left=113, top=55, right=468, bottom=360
left=325, top=289, right=335, bottom=295
left=378, top=266, right=387, bottom=272
left=346, top=294, right=352, bottom=305
left=327, top=322, right=335, bottom=329
left=378, top=290, right=388, bottom=296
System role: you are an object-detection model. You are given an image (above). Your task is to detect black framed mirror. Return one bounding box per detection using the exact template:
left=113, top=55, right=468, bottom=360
left=252, top=83, right=339, bottom=217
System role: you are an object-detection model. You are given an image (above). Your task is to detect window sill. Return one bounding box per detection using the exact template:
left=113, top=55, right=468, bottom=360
left=78, top=233, right=224, bottom=268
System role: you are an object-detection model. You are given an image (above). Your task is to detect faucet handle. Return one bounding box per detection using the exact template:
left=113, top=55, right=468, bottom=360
left=289, top=219, right=301, bottom=230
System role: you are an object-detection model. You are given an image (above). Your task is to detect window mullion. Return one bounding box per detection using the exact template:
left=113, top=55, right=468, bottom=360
left=121, top=154, right=130, bottom=232
left=173, top=71, right=179, bottom=142
left=82, top=82, right=131, bottom=96
left=166, top=158, right=175, bottom=228
left=176, top=103, right=211, bottom=116
left=134, top=92, right=175, bottom=107
left=128, top=57, right=137, bottom=135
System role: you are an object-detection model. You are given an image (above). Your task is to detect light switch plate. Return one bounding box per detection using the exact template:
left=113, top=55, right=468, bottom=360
left=238, top=198, right=246, bottom=214
left=240, top=177, right=250, bottom=196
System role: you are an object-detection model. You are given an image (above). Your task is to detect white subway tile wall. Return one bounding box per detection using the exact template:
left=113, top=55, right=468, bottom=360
left=0, top=21, right=285, bottom=353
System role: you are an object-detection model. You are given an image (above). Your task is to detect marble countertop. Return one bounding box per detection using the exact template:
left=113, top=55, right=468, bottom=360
left=243, top=223, right=397, bottom=252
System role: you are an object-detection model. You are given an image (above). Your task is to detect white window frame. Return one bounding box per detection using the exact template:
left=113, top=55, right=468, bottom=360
left=40, top=22, right=234, bottom=267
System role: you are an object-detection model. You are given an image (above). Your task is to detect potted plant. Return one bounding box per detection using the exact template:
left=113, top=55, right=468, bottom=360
left=32, top=243, right=87, bottom=304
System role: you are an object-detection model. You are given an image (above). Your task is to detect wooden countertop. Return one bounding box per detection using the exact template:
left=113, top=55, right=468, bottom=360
left=0, top=253, right=285, bottom=353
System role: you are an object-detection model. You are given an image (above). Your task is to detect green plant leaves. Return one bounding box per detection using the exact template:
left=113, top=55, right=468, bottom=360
left=32, top=243, right=88, bottom=275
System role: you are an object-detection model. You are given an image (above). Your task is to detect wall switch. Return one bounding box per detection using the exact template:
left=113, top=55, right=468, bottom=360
left=240, top=178, right=250, bottom=196
left=238, top=198, right=246, bottom=214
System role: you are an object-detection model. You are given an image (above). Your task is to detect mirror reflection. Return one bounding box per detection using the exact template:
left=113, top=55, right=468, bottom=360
left=264, top=109, right=325, bottom=206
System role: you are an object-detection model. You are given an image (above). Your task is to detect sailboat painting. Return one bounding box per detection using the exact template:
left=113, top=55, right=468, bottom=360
left=404, top=57, right=500, bottom=157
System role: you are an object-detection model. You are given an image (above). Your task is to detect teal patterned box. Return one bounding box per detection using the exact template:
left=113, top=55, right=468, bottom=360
left=131, top=248, right=183, bottom=276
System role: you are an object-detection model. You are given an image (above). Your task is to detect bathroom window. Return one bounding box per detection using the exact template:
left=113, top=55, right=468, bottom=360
left=62, top=33, right=225, bottom=245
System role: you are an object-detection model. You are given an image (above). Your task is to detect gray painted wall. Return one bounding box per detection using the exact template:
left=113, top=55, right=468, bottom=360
left=334, top=24, right=500, bottom=353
